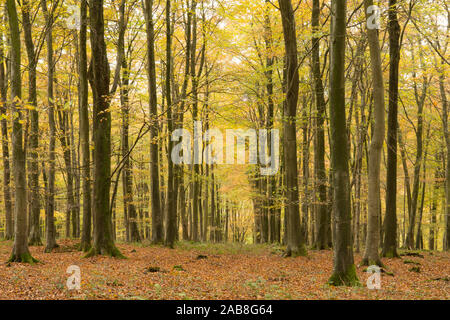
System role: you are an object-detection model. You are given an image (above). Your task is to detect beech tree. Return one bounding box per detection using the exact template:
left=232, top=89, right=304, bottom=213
left=327, top=0, right=358, bottom=286
left=278, top=0, right=306, bottom=257
left=7, top=0, right=36, bottom=263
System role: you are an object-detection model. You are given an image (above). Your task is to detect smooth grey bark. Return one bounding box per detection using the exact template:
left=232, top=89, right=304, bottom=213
left=21, top=1, right=41, bottom=246
left=7, top=0, right=36, bottom=263
left=143, top=0, right=164, bottom=244
left=42, top=0, right=59, bottom=253
left=278, top=0, right=306, bottom=257
left=327, top=0, right=358, bottom=286
left=0, top=13, right=13, bottom=240
left=85, top=0, right=123, bottom=258
left=164, top=0, right=178, bottom=248
left=362, top=0, right=385, bottom=267
left=79, top=0, right=92, bottom=252
left=382, top=0, right=401, bottom=258
left=311, top=0, right=328, bottom=250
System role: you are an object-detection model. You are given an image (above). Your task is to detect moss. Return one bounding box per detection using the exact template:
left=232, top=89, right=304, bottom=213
left=44, top=243, right=59, bottom=253
left=78, top=241, right=92, bottom=253
left=360, top=257, right=384, bottom=268
left=284, top=244, right=308, bottom=258
left=328, top=264, right=360, bottom=287
left=381, top=248, right=400, bottom=259
left=8, top=252, right=39, bottom=264
left=83, top=243, right=127, bottom=259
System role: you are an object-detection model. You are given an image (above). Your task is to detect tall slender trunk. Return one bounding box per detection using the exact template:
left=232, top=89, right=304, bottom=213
left=7, top=0, right=36, bottom=263
left=164, top=0, right=178, bottom=248
left=191, top=1, right=200, bottom=242
left=79, top=0, right=92, bottom=251
left=278, top=0, right=306, bottom=257
left=382, top=0, right=401, bottom=258
left=327, top=0, right=358, bottom=286
left=21, top=1, right=41, bottom=246
left=0, top=12, right=13, bottom=240
left=121, top=50, right=141, bottom=243
left=311, top=0, right=328, bottom=250
left=57, top=108, right=75, bottom=239
left=42, top=0, right=58, bottom=253
left=439, top=54, right=450, bottom=250
left=362, top=0, right=385, bottom=267
left=85, top=0, right=123, bottom=258
left=143, top=0, right=164, bottom=244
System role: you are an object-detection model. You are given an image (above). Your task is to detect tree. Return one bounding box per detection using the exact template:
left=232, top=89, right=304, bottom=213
left=85, top=0, right=124, bottom=258
left=0, top=11, right=13, bottom=241
left=362, top=0, right=385, bottom=267
left=79, top=0, right=92, bottom=252
left=42, top=0, right=59, bottom=253
left=278, top=0, right=306, bottom=257
left=382, top=0, right=401, bottom=258
left=21, top=0, right=42, bottom=246
left=327, top=0, right=358, bottom=286
left=7, top=0, right=37, bottom=263
left=311, top=0, right=328, bottom=250
left=143, top=0, right=164, bottom=244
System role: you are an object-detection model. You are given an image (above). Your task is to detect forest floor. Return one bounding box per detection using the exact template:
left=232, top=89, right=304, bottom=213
left=0, top=240, right=448, bottom=300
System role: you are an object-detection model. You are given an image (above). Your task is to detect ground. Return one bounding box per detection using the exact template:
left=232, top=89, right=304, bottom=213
left=0, top=240, right=448, bottom=300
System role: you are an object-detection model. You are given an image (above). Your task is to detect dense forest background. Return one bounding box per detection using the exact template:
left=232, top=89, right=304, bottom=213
left=0, top=0, right=448, bottom=291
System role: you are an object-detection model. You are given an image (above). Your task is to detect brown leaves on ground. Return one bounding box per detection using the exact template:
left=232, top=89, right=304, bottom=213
left=0, top=240, right=448, bottom=300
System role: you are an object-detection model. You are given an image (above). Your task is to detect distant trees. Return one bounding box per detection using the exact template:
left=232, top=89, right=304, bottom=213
left=0, top=0, right=447, bottom=268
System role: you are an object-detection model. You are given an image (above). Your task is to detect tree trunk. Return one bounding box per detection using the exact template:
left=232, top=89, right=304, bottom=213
left=362, top=0, right=385, bottom=267
left=0, top=11, right=13, bottom=241
left=7, top=0, right=36, bottom=263
left=42, top=0, right=58, bottom=253
left=164, top=0, right=178, bottom=248
left=278, top=0, right=306, bottom=257
left=143, top=0, right=164, bottom=244
left=79, top=0, right=92, bottom=252
left=439, top=52, right=450, bottom=250
left=382, top=0, right=401, bottom=258
left=311, top=0, right=328, bottom=250
left=85, top=0, right=123, bottom=258
left=121, top=50, right=141, bottom=243
left=21, top=1, right=41, bottom=246
left=327, top=0, right=358, bottom=286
